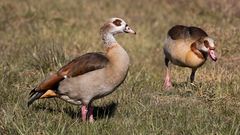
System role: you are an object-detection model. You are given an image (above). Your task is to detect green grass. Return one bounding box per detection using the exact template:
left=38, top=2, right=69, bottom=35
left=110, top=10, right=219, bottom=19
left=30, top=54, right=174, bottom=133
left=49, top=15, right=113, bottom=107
left=1, top=0, right=240, bottom=134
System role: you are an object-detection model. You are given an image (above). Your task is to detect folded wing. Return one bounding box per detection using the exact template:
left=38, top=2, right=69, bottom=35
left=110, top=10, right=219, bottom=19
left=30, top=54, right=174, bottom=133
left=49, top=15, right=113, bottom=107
left=28, top=52, right=109, bottom=106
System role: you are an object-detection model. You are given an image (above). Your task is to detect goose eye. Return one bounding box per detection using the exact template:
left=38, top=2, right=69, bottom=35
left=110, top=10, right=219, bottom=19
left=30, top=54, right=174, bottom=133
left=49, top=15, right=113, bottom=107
left=125, top=24, right=129, bottom=29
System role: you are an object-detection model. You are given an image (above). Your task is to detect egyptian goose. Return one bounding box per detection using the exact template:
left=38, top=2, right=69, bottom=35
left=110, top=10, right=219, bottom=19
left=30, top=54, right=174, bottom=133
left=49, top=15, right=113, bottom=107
left=163, top=25, right=217, bottom=88
left=28, top=17, right=136, bottom=122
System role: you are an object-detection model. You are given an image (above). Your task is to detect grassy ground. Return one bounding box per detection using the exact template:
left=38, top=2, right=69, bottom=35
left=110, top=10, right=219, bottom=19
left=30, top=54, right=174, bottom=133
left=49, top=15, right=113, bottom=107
left=0, top=0, right=240, bottom=134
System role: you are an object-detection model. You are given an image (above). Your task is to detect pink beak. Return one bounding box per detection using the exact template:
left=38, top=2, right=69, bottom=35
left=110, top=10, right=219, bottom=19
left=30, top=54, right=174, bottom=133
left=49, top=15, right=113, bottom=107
left=209, top=49, right=217, bottom=61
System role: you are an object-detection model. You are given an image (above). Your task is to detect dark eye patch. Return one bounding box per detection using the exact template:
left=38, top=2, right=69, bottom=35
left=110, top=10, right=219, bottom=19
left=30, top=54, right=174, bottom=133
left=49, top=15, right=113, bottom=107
left=204, top=40, right=209, bottom=48
left=113, top=19, right=122, bottom=26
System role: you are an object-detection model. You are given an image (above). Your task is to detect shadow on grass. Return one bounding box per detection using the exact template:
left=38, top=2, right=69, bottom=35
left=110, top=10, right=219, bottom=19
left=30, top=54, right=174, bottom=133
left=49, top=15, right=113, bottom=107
left=163, top=81, right=203, bottom=97
left=32, top=102, right=118, bottom=120
left=172, top=81, right=203, bottom=89
left=172, top=81, right=189, bottom=88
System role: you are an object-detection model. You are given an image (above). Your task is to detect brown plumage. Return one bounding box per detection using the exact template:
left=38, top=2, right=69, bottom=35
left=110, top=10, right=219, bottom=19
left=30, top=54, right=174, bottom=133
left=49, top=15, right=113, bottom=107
left=168, top=25, right=208, bottom=40
left=163, top=25, right=217, bottom=88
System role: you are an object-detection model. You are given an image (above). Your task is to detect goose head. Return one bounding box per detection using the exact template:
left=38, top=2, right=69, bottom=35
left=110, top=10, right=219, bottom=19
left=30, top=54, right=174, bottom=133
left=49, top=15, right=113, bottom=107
left=197, top=37, right=217, bottom=61
left=100, top=17, right=136, bottom=35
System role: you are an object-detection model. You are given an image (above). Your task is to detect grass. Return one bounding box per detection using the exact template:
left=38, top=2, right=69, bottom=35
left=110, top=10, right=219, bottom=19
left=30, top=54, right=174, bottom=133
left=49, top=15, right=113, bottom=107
left=0, top=0, right=240, bottom=134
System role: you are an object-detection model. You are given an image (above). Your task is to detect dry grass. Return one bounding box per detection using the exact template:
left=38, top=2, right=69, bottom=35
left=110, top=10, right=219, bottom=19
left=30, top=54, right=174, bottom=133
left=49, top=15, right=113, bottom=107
left=0, top=0, right=240, bottom=134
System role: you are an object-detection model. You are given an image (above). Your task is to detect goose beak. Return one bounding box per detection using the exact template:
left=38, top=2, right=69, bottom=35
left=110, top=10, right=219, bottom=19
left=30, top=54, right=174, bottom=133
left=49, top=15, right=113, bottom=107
left=209, top=49, right=217, bottom=61
left=124, top=25, right=136, bottom=34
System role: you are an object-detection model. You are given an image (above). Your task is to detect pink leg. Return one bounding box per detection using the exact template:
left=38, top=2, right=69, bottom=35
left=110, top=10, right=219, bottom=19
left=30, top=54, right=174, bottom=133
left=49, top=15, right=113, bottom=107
left=89, top=106, right=94, bottom=123
left=81, top=105, right=87, bottom=122
left=164, top=68, right=172, bottom=89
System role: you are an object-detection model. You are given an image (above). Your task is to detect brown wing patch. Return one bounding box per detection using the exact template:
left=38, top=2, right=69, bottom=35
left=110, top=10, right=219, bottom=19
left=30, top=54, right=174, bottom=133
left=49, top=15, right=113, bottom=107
left=168, top=25, right=188, bottom=40
left=168, top=25, right=208, bottom=40
left=113, top=19, right=122, bottom=26
left=32, top=52, right=108, bottom=94
left=28, top=73, right=63, bottom=106
left=36, top=73, right=64, bottom=91
left=58, top=52, right=109, bottom=77
left=188, top=26, right=208, bottom=40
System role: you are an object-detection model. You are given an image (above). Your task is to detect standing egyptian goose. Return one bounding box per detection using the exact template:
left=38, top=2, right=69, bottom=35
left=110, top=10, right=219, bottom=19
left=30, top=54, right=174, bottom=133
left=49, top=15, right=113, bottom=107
left=28, top=17, right=136, bottom=122
left=163, top=25, right=217, bottom=88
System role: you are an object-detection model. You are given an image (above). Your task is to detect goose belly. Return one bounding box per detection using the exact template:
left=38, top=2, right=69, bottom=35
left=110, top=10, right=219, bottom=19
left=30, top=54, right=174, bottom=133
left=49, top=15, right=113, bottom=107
left=57, top=68, right=125, bottom=104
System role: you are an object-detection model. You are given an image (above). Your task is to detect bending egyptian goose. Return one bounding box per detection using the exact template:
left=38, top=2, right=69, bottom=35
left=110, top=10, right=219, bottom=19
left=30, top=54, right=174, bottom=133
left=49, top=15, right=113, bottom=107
left=163, top=25, right=217, bottom=88
left=28, top=17, right=136, bottom=122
